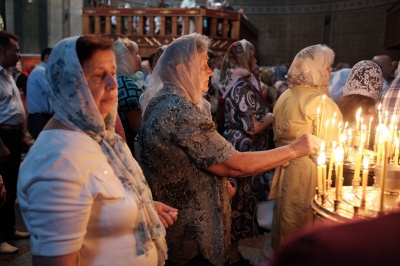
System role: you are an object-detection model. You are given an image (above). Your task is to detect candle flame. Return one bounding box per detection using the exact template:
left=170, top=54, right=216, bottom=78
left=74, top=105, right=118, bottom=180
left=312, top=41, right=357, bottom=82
left=363, top=157, right=369, bottom=170
left=317, top=106, right=320, bottom=115
left=344, top=121, right=348, bottom=129
left=318, top=152, right=326, bottom=166
left=320, top=141, right=325, bottom=152
left=356, top=107, right=362, bottom=121
left=378, top=103, right=381, bottom=111
left=322, top=95, right=326, bottom=101
left=334, top=147, right=344, bottom=163
left=332, top=141, right=337, bottom=148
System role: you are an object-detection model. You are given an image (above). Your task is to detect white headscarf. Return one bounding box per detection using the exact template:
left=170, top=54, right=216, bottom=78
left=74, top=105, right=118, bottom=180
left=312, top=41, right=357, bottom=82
left=140, top=33, right=211, bottom=117
left=46, top=36, right=167, bottom=265
left=287, top=44, right=334, bottom=94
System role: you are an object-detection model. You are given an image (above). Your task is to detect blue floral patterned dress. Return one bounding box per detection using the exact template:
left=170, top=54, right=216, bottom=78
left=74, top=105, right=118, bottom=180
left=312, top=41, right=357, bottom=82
left=223, top=78, right=271, bottom=240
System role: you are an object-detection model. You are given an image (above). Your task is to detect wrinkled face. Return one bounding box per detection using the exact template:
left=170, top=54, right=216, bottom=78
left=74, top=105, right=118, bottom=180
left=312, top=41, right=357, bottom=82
left=1, top=38, right=21, bottom=68
left=82, top=49, right=118, bottom=119
left=199, top=51, right=213, bottom=94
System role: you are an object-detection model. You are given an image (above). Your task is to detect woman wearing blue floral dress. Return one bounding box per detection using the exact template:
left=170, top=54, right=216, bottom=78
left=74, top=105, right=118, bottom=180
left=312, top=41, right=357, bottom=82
left=219, top=39, right=274, bottom=265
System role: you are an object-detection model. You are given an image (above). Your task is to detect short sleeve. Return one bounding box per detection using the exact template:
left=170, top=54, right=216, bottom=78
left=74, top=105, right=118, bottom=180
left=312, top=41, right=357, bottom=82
left=18, top=153, right=93, bottom=256
left=169, top=100, right=236, bottom=169
left=118, top=75, right=143, bottom=112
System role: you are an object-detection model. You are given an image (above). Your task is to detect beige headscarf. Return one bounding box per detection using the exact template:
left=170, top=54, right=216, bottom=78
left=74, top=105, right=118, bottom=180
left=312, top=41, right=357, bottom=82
left=287, top=44, right=334, bottom=94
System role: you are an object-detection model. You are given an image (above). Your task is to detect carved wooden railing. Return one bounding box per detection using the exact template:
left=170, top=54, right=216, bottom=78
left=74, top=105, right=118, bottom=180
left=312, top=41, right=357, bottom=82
left=82, top=7, right=258, bottom=57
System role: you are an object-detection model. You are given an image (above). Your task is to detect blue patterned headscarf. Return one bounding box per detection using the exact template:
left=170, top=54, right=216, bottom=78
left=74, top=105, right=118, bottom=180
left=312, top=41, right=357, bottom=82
left=46, top=36, right=167, bottom=265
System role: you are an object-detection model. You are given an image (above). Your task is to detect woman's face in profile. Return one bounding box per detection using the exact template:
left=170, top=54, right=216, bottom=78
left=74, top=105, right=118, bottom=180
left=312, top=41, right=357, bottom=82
left=82, top=49, right=118, bottom=119
left=199, top=51, right=213, bottom=94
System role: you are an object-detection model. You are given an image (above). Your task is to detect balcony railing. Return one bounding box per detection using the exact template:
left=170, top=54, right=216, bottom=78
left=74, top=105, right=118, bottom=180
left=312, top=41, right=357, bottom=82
left=82, top=7, right=258, bottom=57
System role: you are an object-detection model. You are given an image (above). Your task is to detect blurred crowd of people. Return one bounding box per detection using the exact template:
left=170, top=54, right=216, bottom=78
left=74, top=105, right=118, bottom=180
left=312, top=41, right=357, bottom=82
left=1, top=6, right=400, bottom=264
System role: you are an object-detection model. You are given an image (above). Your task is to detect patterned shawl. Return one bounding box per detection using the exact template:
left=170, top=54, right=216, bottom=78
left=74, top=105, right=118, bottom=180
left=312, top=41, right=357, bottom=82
left=219, top=39, right=260, bottom=99
left=46, top=36, right=167, bottom=265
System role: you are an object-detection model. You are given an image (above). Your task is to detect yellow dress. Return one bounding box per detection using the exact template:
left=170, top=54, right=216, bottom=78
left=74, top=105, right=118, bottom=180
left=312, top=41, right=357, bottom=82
left=270, top=86, right=342, bottom=248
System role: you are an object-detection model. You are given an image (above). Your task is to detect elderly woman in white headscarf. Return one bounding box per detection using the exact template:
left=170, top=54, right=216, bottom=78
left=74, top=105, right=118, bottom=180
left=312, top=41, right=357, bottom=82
left=17, top=35, right=177, bottom=266
left=137, top=33, right=322, bottom=265
left=270, top=44, right=343, bottom=249
left=219, top=39, right=274, bottom=265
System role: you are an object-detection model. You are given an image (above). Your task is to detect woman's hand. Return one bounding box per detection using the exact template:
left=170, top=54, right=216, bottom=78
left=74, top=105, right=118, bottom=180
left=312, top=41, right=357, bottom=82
left=227, top=180, right=236, bottom=198
left=289, top=134, right=322, bottom=158
left=153, top=201, right=178, bottom=228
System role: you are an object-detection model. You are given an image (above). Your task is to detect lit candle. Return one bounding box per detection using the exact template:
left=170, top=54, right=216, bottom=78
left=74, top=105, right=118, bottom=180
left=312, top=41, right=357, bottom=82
left=323, top=120, right=329, bottom=143
left=377, top=136, right=382, bottom=165
left=367, top=117, right=373, bottom=148
left=360, top=119, right=365, bottom=139
left=335, top=147, right=344, bottom=200
left=317, top=153, right=323, bottom=196
left=356, top=107, right=362, bottom=131
left=328, top=113, right=336, bottom=148
left=338, top=121, right=343, bottom=142
left=384, top=111, right=389, bottom=128
left=374, top=124, right=381, bottom=151
left=346, top=129, right=353, bottom=155
left=319, top=95, right=326, bottom=138
left=378, top=103, right=382, bottom=125
left=379, top=140, right=388, bottom=213
left=361, top=157, right=369, bottom=207
left=353, top=146, right=363, bottom=187
left=327, top=141, right=336, bottom=190
left=316, top=106, right=320, bottom=138
left=395, top=137, right=399, bottom=165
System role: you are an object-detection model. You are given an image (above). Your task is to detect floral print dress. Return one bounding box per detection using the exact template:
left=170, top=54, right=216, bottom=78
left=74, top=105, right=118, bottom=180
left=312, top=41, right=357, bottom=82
left=136, top=84, right=236, bottom=266
left=223, top=78, right=271, bottom=240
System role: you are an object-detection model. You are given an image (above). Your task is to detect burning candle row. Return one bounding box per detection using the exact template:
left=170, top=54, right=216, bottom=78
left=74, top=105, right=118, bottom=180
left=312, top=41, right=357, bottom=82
left=317, top=143, right=370, bottom=205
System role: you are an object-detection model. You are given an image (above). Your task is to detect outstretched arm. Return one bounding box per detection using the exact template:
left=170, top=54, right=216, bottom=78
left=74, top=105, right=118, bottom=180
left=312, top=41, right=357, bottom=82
left=207, top=133, right=321, bottom=178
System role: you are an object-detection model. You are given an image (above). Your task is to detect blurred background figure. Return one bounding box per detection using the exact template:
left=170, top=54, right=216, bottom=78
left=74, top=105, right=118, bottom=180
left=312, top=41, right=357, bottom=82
left=260, top=67, right=277, bottom=111
left=26, top=47, right=53, bottom=140
left=112, top=37, right=144, bottom=157
left=12, top=60, right=22, bottom=80
left=372, top=55, right=394, bottom=98
left=15, top=60, right=35, bottom=96
left=329, top=67, right=351, bottom=102
left=180, top=0, right=196, bottom=34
